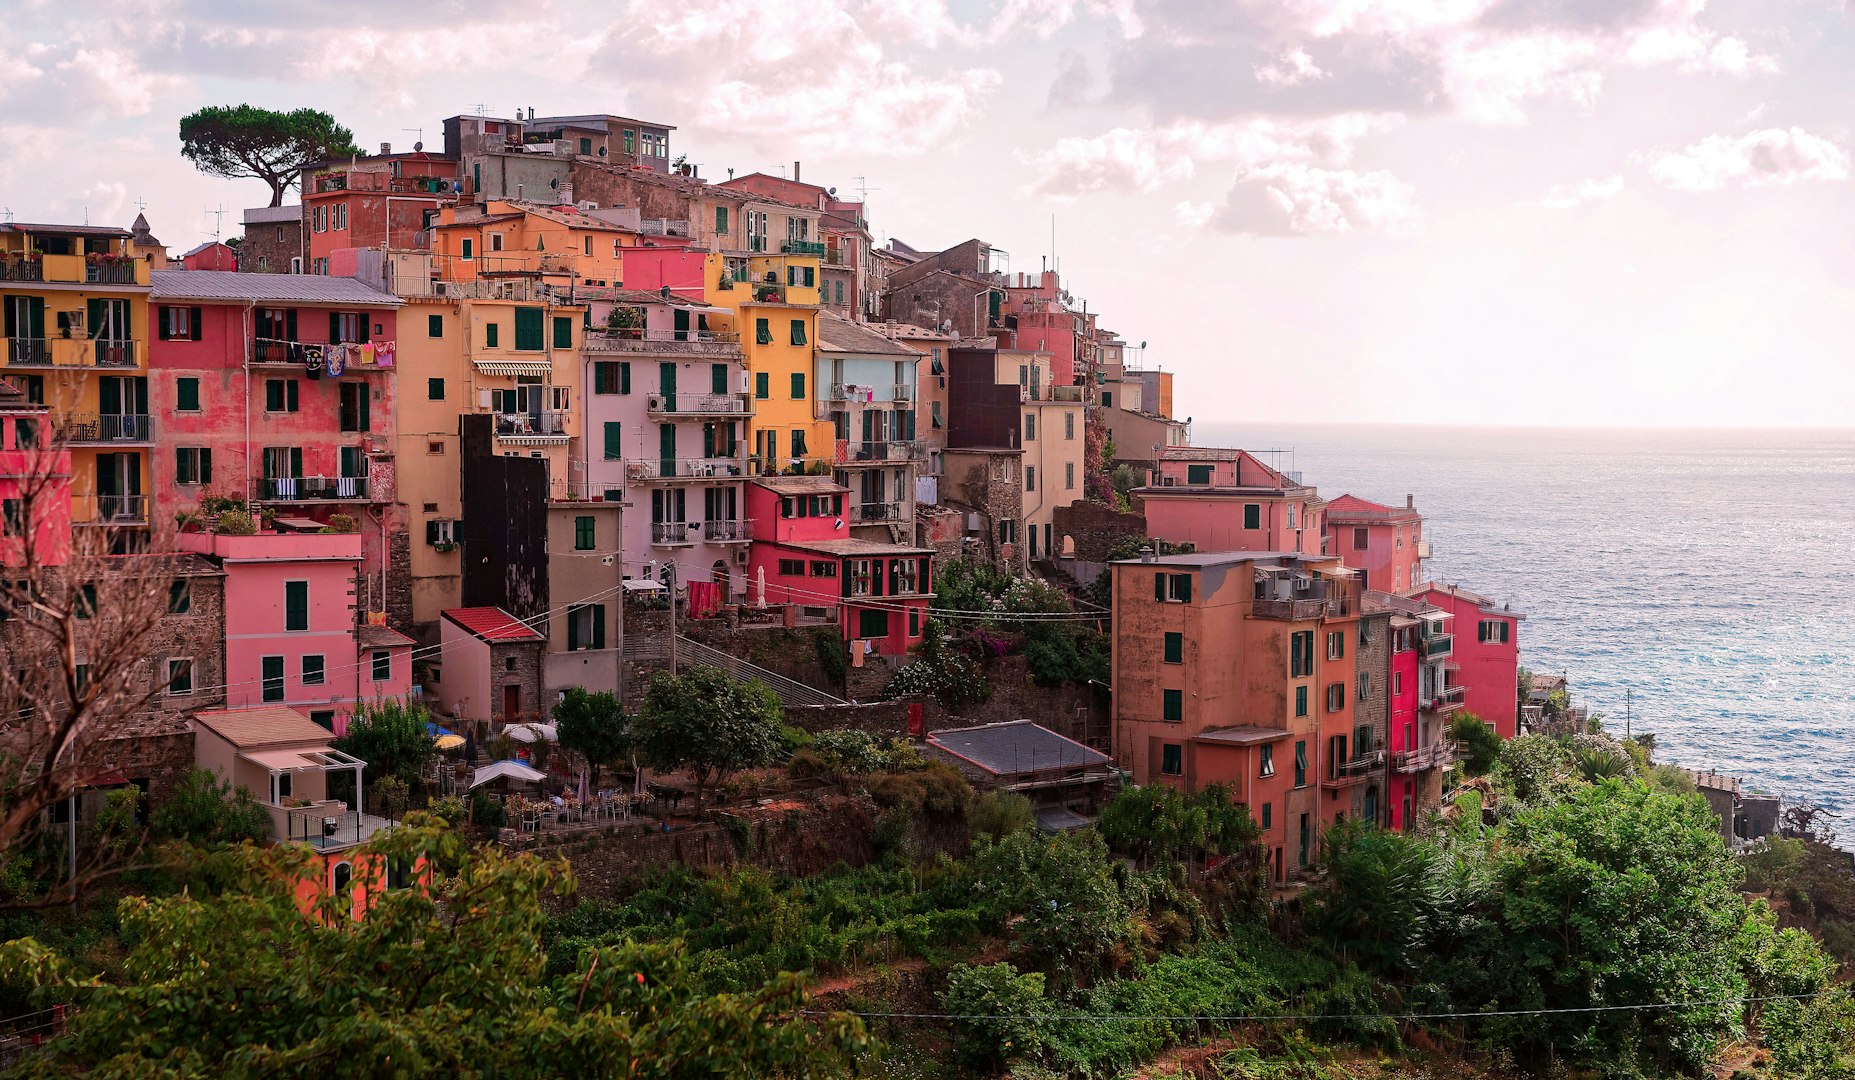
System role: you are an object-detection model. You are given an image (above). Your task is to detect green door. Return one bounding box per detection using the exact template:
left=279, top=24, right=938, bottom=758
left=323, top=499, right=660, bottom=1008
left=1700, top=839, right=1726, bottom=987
left=658, top=424, right=676, bottom=477
left=659, top=362, right=676, bottom=411
left=672, top=309, right=691, bottom=342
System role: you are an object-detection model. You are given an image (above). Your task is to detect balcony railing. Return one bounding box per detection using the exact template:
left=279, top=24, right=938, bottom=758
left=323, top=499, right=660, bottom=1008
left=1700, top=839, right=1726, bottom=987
left=252, top=475, right=372, bottom=501
left=77, top=494, right=149, bottom=524
left=651, top=521, right=697, bottom=546
left=549, top=480, right=622, bottom=503
left=586, top=327, right=742, bottom=356
left=851, top=501, right=902, bottom=524
left=85, top=263, right=138, bottom=285
left=494, top=411, right=570, bottom=440
left=92, top=340, right=135, bottom=367
left=1421, top=684, right=1467, bottom=714
left=0, top=254, right=146, bottom=287
left=702, top=518, right=749, bottom=542
left=781, top=240, right=825, bottom=256
left=1422, top=633, right=1454, bottom=659
left=5, top=338, right=52, bottom=366
left=1252, top=597, right=1327, bottom=621
left=1391, top=741, right=1459, bottom=774
left=58, top=414, right=151, bottom=444
left=646, top=392, right=752, bottom=417
left=0, top=259, right=45, bottom=282
left=840, top=440, right=926, bottom=464
left=639, top=218, right=691, bottom=237
left=3, top=338, right=138, bottom=369
left=1321, top=749, right=1385, bottom=789
left=828, top=383, right=914, bottom=403
left=626, top=457, right=749, bottom=481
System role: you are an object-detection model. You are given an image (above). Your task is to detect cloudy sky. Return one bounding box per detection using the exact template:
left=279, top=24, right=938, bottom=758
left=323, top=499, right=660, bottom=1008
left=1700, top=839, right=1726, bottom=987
left=5, top=0, right=1851, bottom=427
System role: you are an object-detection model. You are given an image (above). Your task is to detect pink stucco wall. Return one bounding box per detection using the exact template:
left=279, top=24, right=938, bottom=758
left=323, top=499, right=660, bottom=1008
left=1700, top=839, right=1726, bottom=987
left=1142, top=495, right=1323, bottom=557
left=1387, top=644, right=1420, bottom=831
left=1415, top=586, right=1521, bottom=739
left=0, top=418, right=70, bottom=566
left=1327, top=516, right=1424, bottom=595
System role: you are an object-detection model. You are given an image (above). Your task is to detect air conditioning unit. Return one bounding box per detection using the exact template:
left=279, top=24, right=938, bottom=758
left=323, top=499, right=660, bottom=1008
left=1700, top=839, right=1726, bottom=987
left=734, top=548, right=750, bottom=566
left=432, top=280, right=449, bottom=297
left=739, top=371, right=751, bottom=393
left=578, top=200, right=598, bottom=211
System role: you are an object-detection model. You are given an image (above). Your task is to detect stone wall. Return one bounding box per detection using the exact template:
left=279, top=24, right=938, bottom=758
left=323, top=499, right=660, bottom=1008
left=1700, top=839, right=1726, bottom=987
left=488, top=641, right=547, bottom=722
left=385, top=525, right=414, bottom=634
left=146, top=566, right=229, bottom=723
left=1052, top=500, right=1148, bottom=562
left=941, top=450, right=1026, bottom=573
left=1351, top=611, right=1392, bottom=823
left=238, top=218, right=302, bottom=274
left=680, top=622, right=843, bottom=697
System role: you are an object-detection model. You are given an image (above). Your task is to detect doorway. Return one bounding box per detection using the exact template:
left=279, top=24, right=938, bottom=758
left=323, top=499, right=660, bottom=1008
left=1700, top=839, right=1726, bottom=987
left=501, top=683, right=521, bottom=721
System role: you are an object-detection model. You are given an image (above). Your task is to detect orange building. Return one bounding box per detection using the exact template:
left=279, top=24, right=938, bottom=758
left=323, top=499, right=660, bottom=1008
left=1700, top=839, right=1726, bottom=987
left=1110, top=550, right=1372, bottom=882
left=1136, top=447, right=1325, bottom=558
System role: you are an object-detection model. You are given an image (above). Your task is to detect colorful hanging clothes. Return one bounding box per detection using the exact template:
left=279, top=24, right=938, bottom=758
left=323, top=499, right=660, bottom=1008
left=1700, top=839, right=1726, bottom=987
left=373, top=340, right=396, bottom=368
left=326, top=343, right=347, bottom=377
left=302, top=344, right=325, bottom=379
left=357, top=344, right=376, bottom=367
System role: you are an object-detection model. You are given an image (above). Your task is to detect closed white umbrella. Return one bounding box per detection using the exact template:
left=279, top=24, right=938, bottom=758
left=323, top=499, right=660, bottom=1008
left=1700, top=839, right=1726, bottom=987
left=756, top=565, right=766, bottom=609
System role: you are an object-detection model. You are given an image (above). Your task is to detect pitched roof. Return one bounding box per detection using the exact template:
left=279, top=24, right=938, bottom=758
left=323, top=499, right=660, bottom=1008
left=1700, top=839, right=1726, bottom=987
left=357, top=625, right=416, bottom=648
left=817, top=312, right=922, bottom=356
left=150, top=270, right=402, bottom=307
left=1324, top=494, right=1391, bottom=515
left=928, top=720, right=1110, bottom=777
left=1323, top=494, right=1419, bottom=523
left=192, top=706, right=332, bottom=748
left=181, top=241, right=227, bottom=258
left=443, top=606, right=544, bottom=642
left=0, top=223, right=131, bottom=239
left=243, top=205, right=302, bottom=226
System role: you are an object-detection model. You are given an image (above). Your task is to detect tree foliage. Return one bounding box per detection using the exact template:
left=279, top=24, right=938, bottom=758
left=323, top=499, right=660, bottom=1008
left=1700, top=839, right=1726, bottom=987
left=178, top=105, right=360, bottom=206
left=1097, top=784, right=1261, bottom=869
left=1448, top=711, right=1502, bottom=776
left=553, top=687, right=630, bottom=789
left=940, top=961, right=1053, bottom=1071
left=969, top=828, right=1138, bottom=991
left=147, top=769, right=270, bottom=849
left=633, top=667, right=785, bottom=805
left=0, top=819, right=869, bottom=1076
left=331, top=698, right=436, bottom=794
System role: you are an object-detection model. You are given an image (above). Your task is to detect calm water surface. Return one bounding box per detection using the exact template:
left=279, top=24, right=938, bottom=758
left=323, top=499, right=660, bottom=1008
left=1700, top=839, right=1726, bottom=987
left=1193, top=422, right=1855, bottom=815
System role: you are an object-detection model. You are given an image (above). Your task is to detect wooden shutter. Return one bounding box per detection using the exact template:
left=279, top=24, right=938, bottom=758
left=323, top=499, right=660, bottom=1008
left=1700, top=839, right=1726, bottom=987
left=1155, top=573, right=1166, bottom=601
left=329, top=311, right=342, bottom=343
left=566, top=607, right=580, bottom=651
left=603, top=422, right=622, bottom=460
left=200, top=448, right=213, bottom=484
left=591, top=605, right=606, bottom=650
left=711, top=364, right=727, bottom=394
left=553, top=316, right=572, bottom=349
left=189, top=307, right=203, bottom=341
left=285, top=581, right=308, bottom=630
left=286, top=380, right=299, bottom=411
left=620, top=362, right=631, bottom=394
left=1177, top=575, right=1191, bottom=603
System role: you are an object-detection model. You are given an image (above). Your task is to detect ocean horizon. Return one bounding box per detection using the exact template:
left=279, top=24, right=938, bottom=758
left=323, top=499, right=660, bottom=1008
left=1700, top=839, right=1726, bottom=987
left=1190, top=421, right=1855, bottom=819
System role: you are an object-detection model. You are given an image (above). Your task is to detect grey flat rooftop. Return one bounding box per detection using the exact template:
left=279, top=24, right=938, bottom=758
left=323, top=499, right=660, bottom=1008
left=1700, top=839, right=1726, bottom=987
left=1194, top=726, right=1293, bottom=745
left=929, top=720, right=1109, bottom=777
left=781, top=538, right=933, bottom=557
left=752, top=476, right=849, bottom=495
left=151, top=270, right=402, bottom=307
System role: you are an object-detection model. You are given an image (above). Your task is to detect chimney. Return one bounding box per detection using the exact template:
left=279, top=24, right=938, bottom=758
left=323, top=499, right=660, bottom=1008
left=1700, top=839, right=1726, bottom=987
left=379, top=142, right=392, bottom=155
left=1406, top=494, right=1414, bottom=509
left=793, top=161, right=801, bottom=182
left=1139, top=546, right=1155, bottom=564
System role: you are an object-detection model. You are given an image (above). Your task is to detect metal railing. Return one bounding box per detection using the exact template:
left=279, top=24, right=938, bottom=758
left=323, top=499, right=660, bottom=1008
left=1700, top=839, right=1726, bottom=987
left=92, top=340, right=136, bottom=367
left=0, top=260, right=45, bottom=282
left=57, top=413, right=151, bottom=443
left=85, top=263, right=138, bottom=285
left=626, top=456, right=749, bottom=480
left=1391, top=741, right=1459, bottom=773
left=1323, top=749, right=1386, bottom=787
left=780, top=240, right=825, bottom=256
left=841, top=440, right=926, bottom=463
left=5, top=338, right=51, bottom=365
left=252, top=475, right=372, bottom=501
left=1421, top=685, right=1467, bottom=714
left=597, top=326, right=741, bottom=344
left=81, top=494, right=148, bottom=523
left=1422, top=633, right=1453, bottom=659
left=1252, top=597, right=1327, bottom=621
left=494, top=411, right=569, bottom=438
left=549, top=480, right=621, bottom=502
left=647, top=392, right=752, bottom=416
left=703, top=519, right=749, bottom=542
left=851, top=501, right=902, bottom=524
left=651, top=521, right=696, bottom=545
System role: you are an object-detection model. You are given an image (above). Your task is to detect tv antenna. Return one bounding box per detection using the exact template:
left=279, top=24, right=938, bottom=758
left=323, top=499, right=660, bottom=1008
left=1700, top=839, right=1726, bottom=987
left=403, top=127, right=424, bottom=152
left=133, top=195, right=148, bottom=214
left=470, top=103, right=488, bottom=117
left=205, top=205, right=228, bottom=241
left=1, top=207, right=11, bottom=224
left=852, top=175, right=880, bottom=201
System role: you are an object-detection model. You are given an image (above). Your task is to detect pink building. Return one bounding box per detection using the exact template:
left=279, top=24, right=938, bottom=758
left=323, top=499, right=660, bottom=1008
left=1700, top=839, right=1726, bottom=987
left=0, top=379, right=70, bottom=567
left=1000, top=271, right=1096, bottom=388
left=1407, top=583, right=1522, bottom=740
left=744, top=476, right=932, bottom=656
left=431, top=606, right=547, bottom=727
left=1369, top=591, right=1458, bottom=831
left=1137, top=448, right=1324, bottom=557
left=177, top=525, right=414, bottom=734
left=1324, top=494, right=1427, bottom=595
left=149, top=270, right=406, bottom=624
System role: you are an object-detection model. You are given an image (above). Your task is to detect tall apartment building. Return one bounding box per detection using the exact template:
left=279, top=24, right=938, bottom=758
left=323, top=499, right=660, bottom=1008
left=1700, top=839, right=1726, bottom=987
left=815, top=313, right=923, bottom=540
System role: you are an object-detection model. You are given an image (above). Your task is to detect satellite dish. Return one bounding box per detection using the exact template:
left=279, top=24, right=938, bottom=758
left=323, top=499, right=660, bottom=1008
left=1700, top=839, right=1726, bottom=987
left=834, top=519, right=845, bottom=530
left=599, top=146, right=608, bottom=157
left=1140, top=340, right=1148, bottom=349
left=413, top=140, right=424, bottom=152
left=828, top=187, right=837, bottom=195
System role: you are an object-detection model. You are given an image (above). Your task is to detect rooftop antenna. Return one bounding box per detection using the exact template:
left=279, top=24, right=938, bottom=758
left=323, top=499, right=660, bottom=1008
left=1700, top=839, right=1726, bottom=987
left=1, top=207, right=11, bottom=224
left=403, top=127, right=424, bottom=152
left=470, top=103, right=488, bottom=117
left=851, top=175, right=879, bottom=201
left=133, top=195, right=148, bottom=214
left=205, top=204, right=228, bottom=241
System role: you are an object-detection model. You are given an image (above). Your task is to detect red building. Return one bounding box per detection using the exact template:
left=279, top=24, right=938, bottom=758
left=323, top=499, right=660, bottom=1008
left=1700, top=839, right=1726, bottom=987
left=0, top=377, right=70, bottom=567
left=301, top=151, right=462, bottom=276
left=744, top=476, right=932, bottom=656
left=1324, top=494, right=1427, bottom=594
left=999, top=270, right=1099, bottom=388
left=1407, top=583, right=1522, bottom=739
left=1370, top=591, right=1458, bottom=831
left=149, top=270, right=406, bottom=624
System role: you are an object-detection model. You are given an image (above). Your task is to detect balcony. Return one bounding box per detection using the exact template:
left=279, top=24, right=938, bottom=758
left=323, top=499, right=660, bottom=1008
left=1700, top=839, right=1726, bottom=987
left=639, top=218, right=691, bottom=238
left=851, top=501, right=903, bottom=525
left=646, top=392, right=753, bottom=417
left=75, top=494, right=149, bottom=525
left=1048, top=385, right=1085, bottom=402
left=1252, top=597, right=1327, bottom=621
left=1421, top=684, right=1467, bottom=715
left=494, top=411, right=570, bottom=445
left=651, top=521, right=698, bottom=547
left=549, top=480, right=622, bottom=503
left=1391, top=741, right=1459, bottom=774
left=2, top=338, right=138, bottom=369
left=839, top=439, right=927, bottom=464
left=625, top=456, right=749, bottom=482
left=0, top=254, right=147, bottom=288
left=1421, top=633, right=1454, bottom=659
left=1321, top=749, right=1385, bottom=789
left=252, top=338, right=390, bottom=369
left=702, top=518, right=750, bottom=543
left=58, top=413, right=152, bottom=445
left=251, top=475, right=373, bottom=502
left=586, top=328, right=742, bottom=357
left=827, top=383, right=914, bottom=403
left=781, top=240, right=826, bottom=256
left=91, top=340, right=136, bottom=367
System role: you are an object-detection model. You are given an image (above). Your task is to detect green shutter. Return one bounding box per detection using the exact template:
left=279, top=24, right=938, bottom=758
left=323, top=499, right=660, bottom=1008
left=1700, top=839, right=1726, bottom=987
left=553, top=316, right=572, bottom=349
left=329, top=311, right=341, bottom=343
left=484, top=322, right=498, bottom=348
left=287, top=380, right=299, bottom=411
left=1177, top=575, right=1191, bottom=603
left=603, top=422, right=623, bottom=460
left=200, top=448, right=213, bottom=484
left=1155, top=573, right=1166, bottom=601
left=1296, top=686, right=1308, bottom=717
left=790, top=320, right=806, bottom=346
left=262, top=656, right=285, bottom=702
left=428, top=313, right=443, bottom=337
left=567, top=606, right=580, bottom=651
left=428, top=377, right=444, bottom=400
left=265, top=380, right=282, bottom=411
left=620, top=362, right=631, bottom=394
left=755, top=372, right=769, bottom=399
left=285, top=581, right=308, bottom=631
left=755, top=319, right=772, bottom=345
left=591, top=605, right=606, bottom=649
left=790, top=372, right=804, bottom=399
left=358, top=384, right=371, bottom=432
left=514, top=307, right=544, bottom=351
left=711, top=363, right=727, bottom=394
left=1163, top=689, right=1182, bottom=722
left=1164, top=632, right=1182, bottom=664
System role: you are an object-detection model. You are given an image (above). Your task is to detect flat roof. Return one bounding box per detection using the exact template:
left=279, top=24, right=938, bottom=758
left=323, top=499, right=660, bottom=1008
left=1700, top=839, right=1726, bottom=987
left=1194, top=726, right=1294, bottom=746
left=781, top=538, right=933, bottom=557
left=1112, top=550, right=1334, bottom=569
left=928, top=720, right=1110, bottom=776
left=752, top=476, right=849, bottom=495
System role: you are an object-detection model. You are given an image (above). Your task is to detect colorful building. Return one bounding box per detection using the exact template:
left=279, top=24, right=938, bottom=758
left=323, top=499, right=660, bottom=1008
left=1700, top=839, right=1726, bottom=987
left=177, top=525, right=414, bottom=735
left=431, top=606, right=547, bottom=727
left=303, top=150, right=462, bottom=276
left=815, top=313, right=923, bottom=537
left=1324, top=494, right=1427, bottom=594
left=1370, top=591, right=1458, bottom=831
left=1110, top=550, right=1369, bottom=882
left=866, top=321, right=955, bottom=492
left=0, top=376, right=71, bottom=566
left=148, top=269, right=406, bottom=622
left=716, top=170, right=873, bottom=319
left=745, top=476, right=932, bottom=655
left=1407, top=583, right=1523, bottom=739
left=1137, top=448, right=1324, bottom=558
left=0, top=222, right=153, bottom=545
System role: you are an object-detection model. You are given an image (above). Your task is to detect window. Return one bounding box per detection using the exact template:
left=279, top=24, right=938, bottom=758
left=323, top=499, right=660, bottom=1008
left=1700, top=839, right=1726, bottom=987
left=755, top=372, right=769, bottom=399
left=427, top=313, right=444, bottom=337
left=790, top=372, right=805, bottom=399
left=1163, top=632, right=1182, bottom=664
left=1154, top=572, right=1192, bottom=603
left=1392, top=671, right=1403, bottom=696
left=603, top=422, right=623, bottom=461
left=565, top=605, right=607, bottom=651
left=484, top=322, right=499, bottom=348
left=284, top=581, right=309, bottom=631
left=514, top=307, right=544, bottom=351
left=1187, top=464, right=1213, bottom=485
left=714, top=206, right=729, bottom=234
left=302, top=655, right=325, bottom=686
left=810, top=561, right=837, bottom=578
left=858, top=608, right=889, bottom=639
left=755, top=318, right=772, bottom=345
left=1260, top=744, right=1275, bottom=777
left=265, top=379, right=299, bottom=413
left=778, top=559, right=805, bottom=576
left=574, top=515, right=596, bottom=550
left=1289, top=631, right=1314, bottom=677
left=553, top=316, right=573, bottom=349
left=313, top=258, right=328, bottom=276
left=1260, top=802, right=1272, bottom=831
left=1243, top=503, right=1261, bottom=529
left=175, top=377, right=201, bottom=412
left=1162, top=688, right=1183, bottom=722
left=594, top=361, right=630, bottom=395
left=835, top=281, right=845, bottom=305
left=786, top=265, right=815, bottom=287
left=1326, top=631, right=1345, bottom=660
left=1024, top=413, right=1036, bottom=441
left=1102, top=391, right=1113, bottom=408
left=428, top=441, right=444, bottom=455
left=461, top=238, right=474, bottom=260
left=174, top=447, right=213, bottom=485
left=1294, top=741, right=1307, bottom=787
left=1065, top=462, right=1075, bottom=490
left=157, top=305, right=201, bottom=341
left=1025, top=466, right=1036, bottom=492
left=425, top=519, right=455, bottom=546
left=1295, top=685, right=1308, bottom=717
left=168, top=580, right=191, bottom=614
left=1064, top=412, right=1075, bottom=439
left=790, top=429, right=807, bottom=459
left=372, top=650, right=392, bottom=682
left=427, top=377, right=444, bottom=401
left=1352, top=526, right=1369, bottom=550
left=1160, top=743, right=1183, bottom=776
left=1326, top=682, right=1346, bottom=712
left=0, top=499, right=20, bottom=537
left=261, top=656, right=285, bottom=702
left=1357, top=673, right=1369, bottom=701
left=790, top=319, right=807, bottom=346
left=166, top=659, right=193, bottom=695
left=1478, top=619, right=1511, bottom=644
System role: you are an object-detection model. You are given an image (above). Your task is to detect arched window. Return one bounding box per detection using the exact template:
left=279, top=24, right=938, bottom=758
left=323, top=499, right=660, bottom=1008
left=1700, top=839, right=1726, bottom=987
left=332, top=861, right=352, bottom=897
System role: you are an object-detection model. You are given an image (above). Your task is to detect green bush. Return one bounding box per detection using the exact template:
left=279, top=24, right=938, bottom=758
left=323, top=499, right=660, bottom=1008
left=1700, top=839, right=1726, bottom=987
left=940, top=962, right=1052, bottom=1071
left=149, top=769, right=270, bottom=847
left=214, top=510, right=257, bottom=535
left=972, top=790, right=1036, bottom=840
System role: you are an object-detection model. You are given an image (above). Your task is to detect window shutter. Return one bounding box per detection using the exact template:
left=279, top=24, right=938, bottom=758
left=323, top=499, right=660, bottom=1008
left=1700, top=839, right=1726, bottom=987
left=604, top=422, right=623, bottom=461
left=287, top=380, right=299, bottom=411
left=620, top=362, right=631, bottom=394
left=285, top=581, right=308, bottom=631
left=591, top=605, right=606, bottom=649
left=702, top=424, right=715, bottom=459
left=329, top=311, right=341, bottom=343
left=567, top=607, right=580, bottom=651
left=1178, top=575, right=1191, bottom=603
left=290, top=447, right=303, bottom=477
left=200, top=448, right=213, bottom=485
left=1155, top=573, right=1166, bottom=602
left=711, top=364, right=727, bottom=394
left=189, top=307, right=203, bottom=341
left=358, top=385, right=371, bottom=432
left=553, top=316, right=572, bottom=349
left=174, top=447, right=191, bottom=484
left=426, top=520, right=440, bottom=544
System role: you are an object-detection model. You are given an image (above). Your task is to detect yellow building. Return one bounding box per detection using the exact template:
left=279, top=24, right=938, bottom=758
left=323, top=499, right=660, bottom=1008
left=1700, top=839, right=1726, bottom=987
left=431, top=200, right=633, bottom=290
left=0, top=222, right=153, bottom=538
left=703, top=251, right=829, bottom=475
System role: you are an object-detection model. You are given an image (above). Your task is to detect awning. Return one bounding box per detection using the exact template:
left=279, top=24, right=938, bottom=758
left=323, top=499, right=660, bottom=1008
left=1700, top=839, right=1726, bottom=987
left=472, top=360, right=553, bottom=378
left=622, top=578, right=665, bottom=593
left=242, top=749, right=325, bottom=771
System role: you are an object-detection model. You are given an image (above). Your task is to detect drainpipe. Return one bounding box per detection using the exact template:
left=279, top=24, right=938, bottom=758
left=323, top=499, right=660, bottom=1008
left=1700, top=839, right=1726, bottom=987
left=242, top=301, right=256, bottom=504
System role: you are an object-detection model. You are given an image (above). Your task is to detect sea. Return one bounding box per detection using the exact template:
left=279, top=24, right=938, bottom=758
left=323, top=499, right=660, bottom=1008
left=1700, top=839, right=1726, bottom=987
left=1193, top=422, right=1855, bottom=819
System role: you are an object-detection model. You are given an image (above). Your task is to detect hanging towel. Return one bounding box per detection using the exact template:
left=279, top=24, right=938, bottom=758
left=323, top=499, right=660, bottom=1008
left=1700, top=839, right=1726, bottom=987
left=335, top=476, right=360, bottom=499
left=357, top=343, right=376, bottom=367
left=274, top=476, right=298, bottom=500
left=373, top=340, right=396, bottom=368
left=302, top=344, right=325, bottom=379
left=326, top=343, right=347, bottom=377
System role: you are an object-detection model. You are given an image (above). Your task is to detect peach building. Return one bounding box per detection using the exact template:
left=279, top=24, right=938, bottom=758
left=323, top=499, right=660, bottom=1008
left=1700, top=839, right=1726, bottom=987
left=1324, top=494, right=1427, bottom=594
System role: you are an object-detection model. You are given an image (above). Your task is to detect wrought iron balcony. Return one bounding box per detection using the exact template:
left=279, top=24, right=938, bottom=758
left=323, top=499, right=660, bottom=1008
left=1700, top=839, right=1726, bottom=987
left=851, top=501, right=903, bottom=524
left=252, top=475, right=373, bottom=502
left=650, top=521, right=698, bottom=546
left=702, top=518, right=750, bottom=542
left=646, top=392, right=752, bottom=417
left=1321, top=749, right=1385, bottom=789
left=58, top=413, right=151, bottom=444
left=1391, top=741, right=1459, bottom=774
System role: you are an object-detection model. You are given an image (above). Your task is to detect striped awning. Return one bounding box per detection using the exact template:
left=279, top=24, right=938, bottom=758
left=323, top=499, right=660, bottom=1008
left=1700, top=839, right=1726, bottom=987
left=472, top=360, right=553, bottom=378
